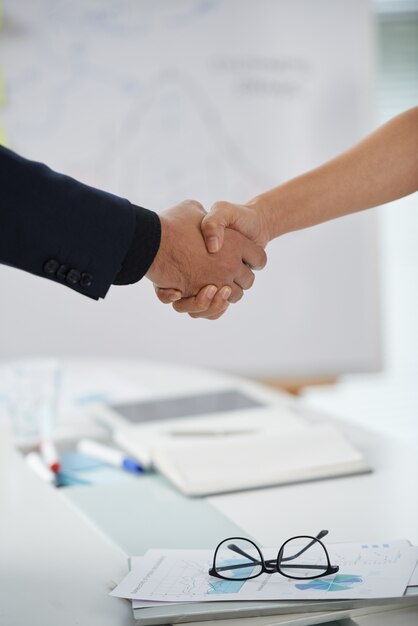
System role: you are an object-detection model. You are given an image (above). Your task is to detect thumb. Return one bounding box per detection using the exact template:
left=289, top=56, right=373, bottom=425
left=201, top=201, right=239, bottom=253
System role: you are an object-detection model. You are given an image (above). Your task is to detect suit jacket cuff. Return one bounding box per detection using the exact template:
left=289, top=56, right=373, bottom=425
left=113, top=206, right=161, bottom=285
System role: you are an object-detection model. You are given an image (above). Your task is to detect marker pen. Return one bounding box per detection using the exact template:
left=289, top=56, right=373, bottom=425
left=26, top=452, right=56, bottom=484
left=77, top=439, right=144, bottom=473
left=40, top=439, right=61, bottom=473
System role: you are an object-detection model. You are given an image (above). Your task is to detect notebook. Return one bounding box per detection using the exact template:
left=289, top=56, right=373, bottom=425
left=150, top=423, right=369, bottom=496
left=112, top=406, right=311, bottom=470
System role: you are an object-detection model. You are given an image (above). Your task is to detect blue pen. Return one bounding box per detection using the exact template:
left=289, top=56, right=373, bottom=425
left=77, top=439, right=144, bottom=473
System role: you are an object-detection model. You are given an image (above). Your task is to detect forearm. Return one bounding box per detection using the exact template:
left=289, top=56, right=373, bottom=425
left=0, top=146, right=160, bottom=298
left=250, top=107, right=418, bottom=240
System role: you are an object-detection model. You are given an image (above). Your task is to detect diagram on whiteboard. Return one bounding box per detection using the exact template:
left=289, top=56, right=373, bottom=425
left=1, top=0, right=315, bottom=208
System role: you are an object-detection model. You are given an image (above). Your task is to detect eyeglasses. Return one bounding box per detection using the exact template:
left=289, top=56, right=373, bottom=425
left=209, top=529, right=339, bottom=581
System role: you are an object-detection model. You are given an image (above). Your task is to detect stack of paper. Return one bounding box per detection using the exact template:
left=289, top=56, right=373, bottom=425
left=111, top=541, right=418, bottom=625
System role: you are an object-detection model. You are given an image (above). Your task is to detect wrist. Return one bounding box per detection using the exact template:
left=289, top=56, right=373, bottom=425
left=247, top=178, right=312, bottom=241
left=246, top=193, right=283, bottom=242
left=145, top=213, right=185, bottom=291
left=146, top=214, right=168, bottom=284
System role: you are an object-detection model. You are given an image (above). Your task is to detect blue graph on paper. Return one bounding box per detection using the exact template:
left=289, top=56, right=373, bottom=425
left=207, top=559, right=255, bottom=595
left=207, top=560, right=364, bottom=595
left=295, top=574, right=364, bottom=592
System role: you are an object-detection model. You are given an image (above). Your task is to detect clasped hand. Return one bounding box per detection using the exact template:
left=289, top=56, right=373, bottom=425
left=147, top=199, right=267, bottom=320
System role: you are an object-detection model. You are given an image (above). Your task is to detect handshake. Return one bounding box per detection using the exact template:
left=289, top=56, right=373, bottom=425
left=146, top=199, right=271, bottom=320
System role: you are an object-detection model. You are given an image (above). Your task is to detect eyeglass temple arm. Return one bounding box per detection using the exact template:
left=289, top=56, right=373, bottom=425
left=226, top=543, right=260, bottom=564
left=279, top=530, right=329, bottom=563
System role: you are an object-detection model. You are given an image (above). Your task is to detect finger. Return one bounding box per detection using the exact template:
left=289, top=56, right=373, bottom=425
left=207, top=310, right=228, bottom=320
left=242, top=240, right=267, bottom=271
left=234, top=265, right=255, bottom=291
left=154, top=286, right=182, bottom=304
left=201, top=201, right=237, bottom=253
left=172, top=284, right=218, bottom=314
left=188, top=286, right=231, bottom=319
left=228, top=283, right=244, bottom=303
left=192, top=306, right=230, bottom=321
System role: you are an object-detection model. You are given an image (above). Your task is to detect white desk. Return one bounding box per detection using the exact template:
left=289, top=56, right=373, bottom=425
left=0, top=431, right=132, bottom=626
left=1, top=359, right=417, bottom=625
left=209, top=410, right=418, bottom=547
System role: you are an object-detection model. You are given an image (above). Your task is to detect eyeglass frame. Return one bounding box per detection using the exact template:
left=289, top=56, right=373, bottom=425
left=209, top=530, right=339, bottom=581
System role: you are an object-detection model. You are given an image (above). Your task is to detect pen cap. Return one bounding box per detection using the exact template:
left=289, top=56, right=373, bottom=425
left=122, top=458, right=143, bottom=473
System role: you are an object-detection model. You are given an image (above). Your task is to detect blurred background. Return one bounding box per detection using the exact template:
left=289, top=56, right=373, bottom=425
left=0, top=1, right=417, bottom=443
left=302, top=0, right=418, bottom=449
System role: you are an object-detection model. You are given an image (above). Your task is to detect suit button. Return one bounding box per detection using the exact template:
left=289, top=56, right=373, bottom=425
left=43, top=259, right=59, bottom=275
left=80, top=272, right=93, bottom=288
left=56, top=264, right=69, bottom=280
left=66, top=269, right=81, bottom=285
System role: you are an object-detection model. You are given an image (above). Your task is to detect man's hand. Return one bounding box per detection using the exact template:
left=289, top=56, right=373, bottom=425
left=147, top=199, right=266, bottom=307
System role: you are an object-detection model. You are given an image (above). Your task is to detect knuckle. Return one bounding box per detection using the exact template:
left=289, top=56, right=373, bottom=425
left=211, top=302, right=228, bottom=315
left=212, top=311, right=227, bottom=320
left=184, top=199, right=205, bottom=214
left=202, top=218, right=219, bottom=232
left=252, top=251, right=267, bottom=271
left=245, top=272, right=255, bottom=289
left=229, top=289, right=243, bottom=303
left=157, top=293, right=171, bottom=304
left=173, top=301, right=187, bottom=313
left=209, top=200, right=232, bottom=218
left=259, top=249, right=268, bottom=268
left=210, top=200, right=227, bottom=211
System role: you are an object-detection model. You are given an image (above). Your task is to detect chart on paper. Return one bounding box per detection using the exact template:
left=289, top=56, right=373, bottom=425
left=111, top=542, right=418, bottom=602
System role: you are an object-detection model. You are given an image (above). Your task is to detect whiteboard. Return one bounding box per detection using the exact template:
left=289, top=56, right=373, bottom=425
left=0, top=0, right=381, bottom=378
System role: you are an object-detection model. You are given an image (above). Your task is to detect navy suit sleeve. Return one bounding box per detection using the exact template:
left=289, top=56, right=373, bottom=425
left=0, top=146, right=161, bottom=299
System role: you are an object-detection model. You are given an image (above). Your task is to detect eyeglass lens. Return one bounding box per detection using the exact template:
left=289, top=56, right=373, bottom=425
left=277, top=536, right=330, bottom=579
left=214, top=538, right=263, bottom=580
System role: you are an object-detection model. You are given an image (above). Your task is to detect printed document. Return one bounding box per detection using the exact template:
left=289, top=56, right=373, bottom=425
left=111, top=541, right=418, bottom=603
